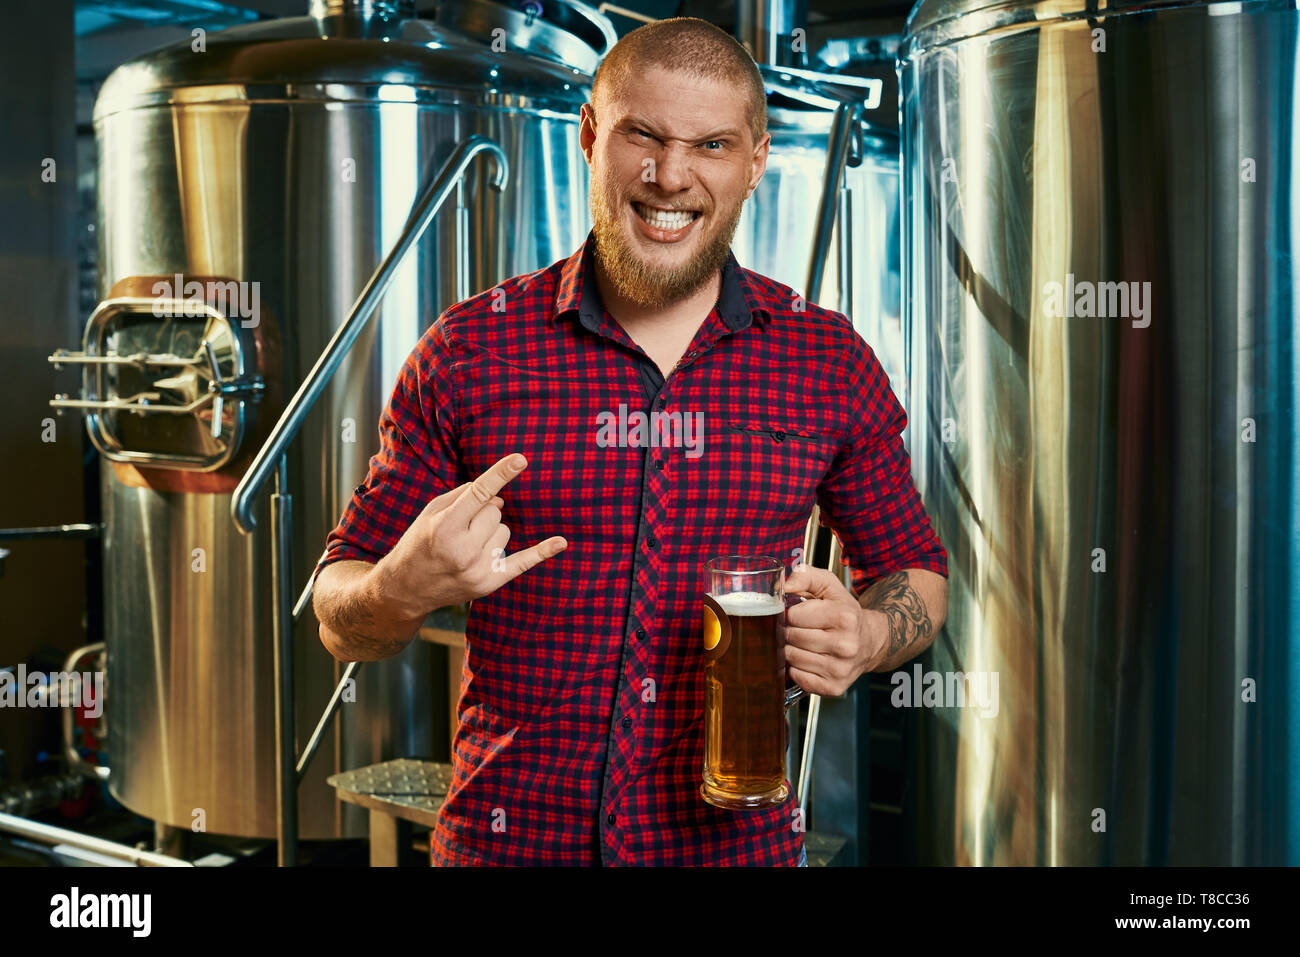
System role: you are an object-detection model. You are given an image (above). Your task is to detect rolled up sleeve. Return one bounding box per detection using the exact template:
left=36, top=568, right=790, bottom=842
left=815, top=330, right=947, bottom=596
left=313, top=317, right=462, bottom=583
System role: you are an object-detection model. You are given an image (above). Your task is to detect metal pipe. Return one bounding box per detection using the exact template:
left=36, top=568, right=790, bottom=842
left=456, top=179, right=470, bottom=304
left=791, top=509, right=846, bottom=815
left=293, top=578, right=314, bottom=621
left=789, top=506, right=820, bottom=799
left=797, top=535, right=841, bottom=814
left=232, top=136, right=509, bottom=533
left=762, top=64, right=883, bottom=99
left=296, top=661, right=362, bottom=785
left=309, top=0, right=413, bottom=17
left=738, top=0, right=801, bottom=68
left=797, top=695, right=821, bottom=812
left=801, top=504, right=819, bottom=566
left=804, top=101, right=860, bottom=307
left=60, top=642, right=109, bottom=781
left=271, top=459, right=297, bottom=867
left=596, top=3, right=656, bottom=25
left=0, top=811, right=193, bottom=867
left=0, top=523, right=102, bottom=541
left=838, top=181, right=853, bottom=322
left=292, top=551, right=326, bottom=622
left=154, top=821, right=186, bottom=858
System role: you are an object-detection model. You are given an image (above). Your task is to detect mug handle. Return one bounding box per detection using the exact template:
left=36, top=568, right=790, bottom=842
left=783, top=588, right=808, bottom=709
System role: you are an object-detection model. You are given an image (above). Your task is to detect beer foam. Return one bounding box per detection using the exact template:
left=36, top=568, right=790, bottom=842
left=712, top=591, right=784, bottom=616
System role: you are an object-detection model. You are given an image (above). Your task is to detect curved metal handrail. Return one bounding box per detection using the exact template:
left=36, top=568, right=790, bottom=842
left=804, top=100, right=862, bottom=308
left=231, top=135, right=509, bottom=533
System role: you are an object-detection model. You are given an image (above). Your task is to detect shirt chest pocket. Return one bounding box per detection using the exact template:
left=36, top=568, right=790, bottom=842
left=702, top=421, right=839, bottom=524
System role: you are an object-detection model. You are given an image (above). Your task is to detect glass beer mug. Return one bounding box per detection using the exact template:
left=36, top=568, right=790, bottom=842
left=700, top=555, right=806, bottom=809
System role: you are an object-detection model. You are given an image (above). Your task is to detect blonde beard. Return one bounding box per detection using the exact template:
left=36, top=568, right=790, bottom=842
left=589, top=175, right=743, bottom=309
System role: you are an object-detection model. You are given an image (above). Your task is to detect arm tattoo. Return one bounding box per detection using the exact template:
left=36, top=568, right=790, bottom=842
left=861, top=571, right=933, bottom=662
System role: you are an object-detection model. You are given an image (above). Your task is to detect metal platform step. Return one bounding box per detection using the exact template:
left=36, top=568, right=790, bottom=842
left=328, top=759, right=847, bottom=866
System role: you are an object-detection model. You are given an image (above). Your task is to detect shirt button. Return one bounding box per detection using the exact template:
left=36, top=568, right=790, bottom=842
left=607, top=813, right=616, bottom=826
left=636, top=628, right=646, bottom=641
left=646, top=537, right=657, bottom=550
left=655, top=457, right=665, bottom=470
left=657, top=396, right=667, bottom=409
left=622, top=716, right=632, bottom=729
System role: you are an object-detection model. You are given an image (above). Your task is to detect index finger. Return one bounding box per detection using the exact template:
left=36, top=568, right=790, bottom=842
left=785, top=596, right=843, bottom=630
left=784, top=565, right=845, bottom=599
left=446, top=453, right=528, bottom=525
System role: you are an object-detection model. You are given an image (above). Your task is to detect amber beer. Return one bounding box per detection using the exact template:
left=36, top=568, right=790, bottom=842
left=701, top=556, right=805, bottom=809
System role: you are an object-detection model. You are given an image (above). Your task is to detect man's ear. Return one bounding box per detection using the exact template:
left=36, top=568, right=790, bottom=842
left=578, top=103, right=597, bottom=161
left=747, top=131, right=771, bottom=193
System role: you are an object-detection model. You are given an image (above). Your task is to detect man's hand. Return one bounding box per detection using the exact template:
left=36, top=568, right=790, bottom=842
left=782, top=566, right=884, bottom=697
left=314, top=453, right=567, bottom=662
left=783, top=564, right=947, bottom=695
left=374, top=453, right=568, bottom=619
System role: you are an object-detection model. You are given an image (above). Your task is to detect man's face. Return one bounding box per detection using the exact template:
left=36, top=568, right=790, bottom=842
left=580, top=66, right=769, bottom=309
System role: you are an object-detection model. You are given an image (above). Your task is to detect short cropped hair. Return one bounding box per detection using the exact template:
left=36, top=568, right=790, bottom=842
left=591, top=17, right=768, bottom=145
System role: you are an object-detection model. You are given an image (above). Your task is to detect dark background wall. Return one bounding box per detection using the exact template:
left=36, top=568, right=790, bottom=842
left=0, top=0, right=89, bottom=784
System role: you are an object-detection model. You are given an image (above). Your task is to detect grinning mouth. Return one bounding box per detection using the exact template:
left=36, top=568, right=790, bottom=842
left=632, top=201, right=701, bottom=231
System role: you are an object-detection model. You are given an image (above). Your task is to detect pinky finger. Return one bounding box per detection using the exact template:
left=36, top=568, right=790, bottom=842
left=786, top=664, right=832, bottom=698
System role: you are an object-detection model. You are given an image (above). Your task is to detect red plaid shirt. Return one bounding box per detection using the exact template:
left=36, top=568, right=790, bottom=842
left=316, top=231, right=947, bottom=866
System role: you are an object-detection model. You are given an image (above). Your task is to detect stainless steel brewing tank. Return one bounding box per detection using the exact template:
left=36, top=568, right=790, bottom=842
left=901, top=0, right=1299, bottom=864
left=93, top=4, right=594, bottom=839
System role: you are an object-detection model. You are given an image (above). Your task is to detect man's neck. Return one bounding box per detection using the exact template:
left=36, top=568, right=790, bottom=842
left=594, top=263, right=723, bottom=379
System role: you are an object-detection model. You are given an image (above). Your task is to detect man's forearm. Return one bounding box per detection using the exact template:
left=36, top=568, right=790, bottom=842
left=858, top=568, right=948, bottom=672
left=314, top=559, right=427, bottom=662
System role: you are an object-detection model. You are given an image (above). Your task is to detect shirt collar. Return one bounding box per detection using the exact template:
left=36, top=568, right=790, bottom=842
left=551, top=229, right=771, bottom=332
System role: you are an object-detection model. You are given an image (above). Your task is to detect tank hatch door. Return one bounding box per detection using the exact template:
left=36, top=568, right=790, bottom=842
left=49, top=294, right=265, bottom=470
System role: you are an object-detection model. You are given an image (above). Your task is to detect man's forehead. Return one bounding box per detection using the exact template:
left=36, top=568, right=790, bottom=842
left=598, top=69, right=751, bottom=134
left=601, top=66, right=744, bottom=107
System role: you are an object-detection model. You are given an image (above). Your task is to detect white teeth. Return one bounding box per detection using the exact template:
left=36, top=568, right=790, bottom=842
left=634, top=202, right=696, bottom=231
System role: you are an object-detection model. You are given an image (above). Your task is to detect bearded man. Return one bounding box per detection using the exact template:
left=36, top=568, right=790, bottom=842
left=312, top=16, right=948, bottom=866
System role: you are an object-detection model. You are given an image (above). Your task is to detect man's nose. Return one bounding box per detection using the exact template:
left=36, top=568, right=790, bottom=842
left=651, top=143, right=694, bottom=193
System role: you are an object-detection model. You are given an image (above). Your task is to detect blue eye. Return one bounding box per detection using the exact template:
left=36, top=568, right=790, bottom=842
left=702, top=140, right=723, bottom=150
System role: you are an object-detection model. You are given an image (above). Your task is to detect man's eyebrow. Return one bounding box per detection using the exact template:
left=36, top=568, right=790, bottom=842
left=618, top=116, right=743, bottom=142
left=693, top=127, right=743, bottom=141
